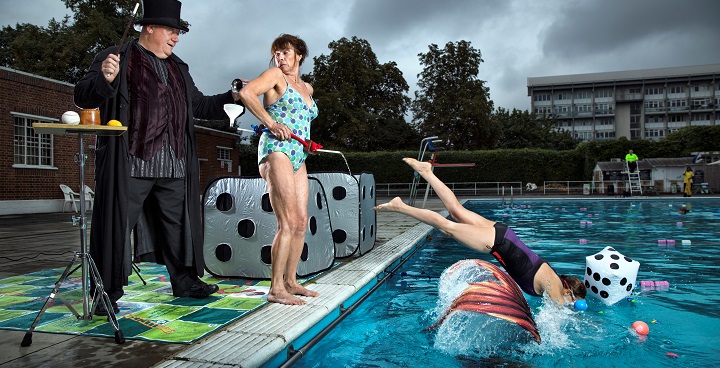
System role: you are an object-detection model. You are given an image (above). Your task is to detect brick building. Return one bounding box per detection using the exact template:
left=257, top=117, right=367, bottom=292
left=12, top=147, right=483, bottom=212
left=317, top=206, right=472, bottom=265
left=0, top=66, right=242, bottom=215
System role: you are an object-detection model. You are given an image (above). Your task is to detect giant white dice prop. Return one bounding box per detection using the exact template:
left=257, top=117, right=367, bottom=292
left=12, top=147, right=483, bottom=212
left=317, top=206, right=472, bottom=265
left=308, top=172, right=377, bottom=257
left=202, top=177, right=335, bottom=278
left=584, top=246, right=640, bottom=306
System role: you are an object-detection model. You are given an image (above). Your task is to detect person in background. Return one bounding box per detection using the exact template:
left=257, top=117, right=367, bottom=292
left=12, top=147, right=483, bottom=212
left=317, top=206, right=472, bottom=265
left=678, top=204, right=690, bottom=214
left=374, top=158, right=587, bottom=306
left=683, top=166, right=694, bottom=197
left=625, top=149, right=639, bottom=172
left=238, top=34, right=319, bottom=305
left=74, top=0, right=245, bottom=315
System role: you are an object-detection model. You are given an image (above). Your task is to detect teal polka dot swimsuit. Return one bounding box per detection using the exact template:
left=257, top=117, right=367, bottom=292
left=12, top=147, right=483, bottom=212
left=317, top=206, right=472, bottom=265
left=258, top=79, right=319, bottom=172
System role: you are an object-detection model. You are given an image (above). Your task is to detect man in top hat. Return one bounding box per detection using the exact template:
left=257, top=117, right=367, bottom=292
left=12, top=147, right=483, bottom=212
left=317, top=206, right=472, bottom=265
left=74, top=0, right=244, bottom=315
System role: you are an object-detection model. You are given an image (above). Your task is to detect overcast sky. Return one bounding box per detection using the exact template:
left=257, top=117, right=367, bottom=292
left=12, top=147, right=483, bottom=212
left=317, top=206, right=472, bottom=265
left=2, top=0, right=719, bottom=127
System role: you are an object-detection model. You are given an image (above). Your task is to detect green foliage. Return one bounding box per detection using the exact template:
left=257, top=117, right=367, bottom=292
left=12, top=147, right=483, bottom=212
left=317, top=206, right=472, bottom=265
left=411, top=41, right=496, bottom=150
left=0, top=0, right=179, bottom=83
left=492, top=107, right=580, bottom=150
left=308, top=36, right=418, bottom=151
left=254, top=125, right=720, bottom=184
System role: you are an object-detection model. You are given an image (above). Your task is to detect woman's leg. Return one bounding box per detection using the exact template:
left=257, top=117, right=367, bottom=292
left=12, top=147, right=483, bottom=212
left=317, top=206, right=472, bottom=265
left=375, top=197, right=496, bottom=253
left=404, top=158, right=494, bottom=227
left=260, top=153, right=308, bottom=305
left=281, top=164, right=319, bottom=298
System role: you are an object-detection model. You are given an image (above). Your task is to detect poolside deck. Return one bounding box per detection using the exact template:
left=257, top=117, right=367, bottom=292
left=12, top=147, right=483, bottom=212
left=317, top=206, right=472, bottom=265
left=0, top=198, right=448, bottom=368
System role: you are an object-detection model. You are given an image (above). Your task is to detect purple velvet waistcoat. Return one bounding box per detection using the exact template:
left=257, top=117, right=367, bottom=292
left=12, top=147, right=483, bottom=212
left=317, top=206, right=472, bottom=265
left=126, top=45, right=188, bottom=160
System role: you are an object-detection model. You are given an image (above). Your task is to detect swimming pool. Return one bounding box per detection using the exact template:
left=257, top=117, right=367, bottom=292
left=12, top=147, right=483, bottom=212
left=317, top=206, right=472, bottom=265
left=293, top=198, right=720, bottom=367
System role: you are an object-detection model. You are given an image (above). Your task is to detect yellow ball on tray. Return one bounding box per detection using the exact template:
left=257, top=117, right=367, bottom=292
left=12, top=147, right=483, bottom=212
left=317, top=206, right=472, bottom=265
left=107, top=120, right=123, bottom=127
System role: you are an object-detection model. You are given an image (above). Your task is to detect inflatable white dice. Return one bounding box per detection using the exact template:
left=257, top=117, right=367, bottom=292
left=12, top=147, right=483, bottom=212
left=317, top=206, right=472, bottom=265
left=584, top=246, right=640, bottom=306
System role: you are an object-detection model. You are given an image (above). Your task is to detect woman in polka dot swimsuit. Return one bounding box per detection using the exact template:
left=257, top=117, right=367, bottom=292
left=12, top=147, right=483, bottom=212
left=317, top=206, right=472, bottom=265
left=239, top=34, right=319, bottom=306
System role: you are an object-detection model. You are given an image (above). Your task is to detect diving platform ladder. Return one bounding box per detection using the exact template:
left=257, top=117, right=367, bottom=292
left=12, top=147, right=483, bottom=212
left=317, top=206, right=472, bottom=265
left=409, top=136, right=441, bottom=207
left=626, top=161, right=642, bottom=196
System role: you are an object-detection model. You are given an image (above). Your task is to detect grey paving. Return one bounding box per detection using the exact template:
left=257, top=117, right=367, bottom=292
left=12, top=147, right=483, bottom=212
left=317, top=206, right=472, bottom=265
left=0, top=198, right=449, bottom=368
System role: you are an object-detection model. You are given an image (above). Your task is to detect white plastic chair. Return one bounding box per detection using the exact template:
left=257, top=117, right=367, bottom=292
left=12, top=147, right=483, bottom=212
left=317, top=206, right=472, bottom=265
left=84, top=185, right=95, bottom=211
left=59, top=184, right=81, bottom=213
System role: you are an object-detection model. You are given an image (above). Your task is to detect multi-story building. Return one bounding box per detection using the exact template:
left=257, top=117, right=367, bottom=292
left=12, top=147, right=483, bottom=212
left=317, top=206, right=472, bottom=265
left=527, top=64, right=720, bottom=141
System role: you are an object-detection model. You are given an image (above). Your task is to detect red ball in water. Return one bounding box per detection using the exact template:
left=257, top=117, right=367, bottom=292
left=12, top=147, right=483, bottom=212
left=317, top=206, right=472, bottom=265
left=632, top=321, right=649, bottom=335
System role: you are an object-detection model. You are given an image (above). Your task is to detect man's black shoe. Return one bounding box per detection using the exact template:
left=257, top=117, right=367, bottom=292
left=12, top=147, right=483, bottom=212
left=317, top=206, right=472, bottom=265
left=94, top=301, right=120, bottom=316
left=175, top=283, right=219, bottom=298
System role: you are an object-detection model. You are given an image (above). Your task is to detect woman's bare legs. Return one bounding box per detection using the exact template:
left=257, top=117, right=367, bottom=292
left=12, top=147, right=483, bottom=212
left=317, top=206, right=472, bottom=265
left=374, top=197, right=495, bottom=253
left=260, top=154, right=318, bottom=305
left=281, top=164, right=319, bottom=299
left=403, top=158, right=494, bottom=227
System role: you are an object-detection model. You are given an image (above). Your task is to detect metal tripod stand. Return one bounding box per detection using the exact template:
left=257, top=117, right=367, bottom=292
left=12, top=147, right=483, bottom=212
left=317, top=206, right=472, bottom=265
left=21, top=124, right=126, bottom=346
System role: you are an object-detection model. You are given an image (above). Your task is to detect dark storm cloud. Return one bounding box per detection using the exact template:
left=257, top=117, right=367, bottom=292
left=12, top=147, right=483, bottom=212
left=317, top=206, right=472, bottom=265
left=2, top=0, right=719, bottom=112
left=345, top=0, right=509, bottom=48
left=542, top=0, right=720, bottom=60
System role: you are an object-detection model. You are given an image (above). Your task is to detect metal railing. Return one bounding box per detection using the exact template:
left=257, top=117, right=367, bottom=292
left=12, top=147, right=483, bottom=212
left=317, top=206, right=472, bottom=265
left=376, top=182, right=523, bottom=197
left=542, top=180, right=597, bottom=195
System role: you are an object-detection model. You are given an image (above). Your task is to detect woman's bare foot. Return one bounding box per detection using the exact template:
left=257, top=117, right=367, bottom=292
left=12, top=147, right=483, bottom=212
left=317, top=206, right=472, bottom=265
left=374, top=197, right=405, bottom=212
left=267, top=289, right=306, bottom=305
left=403, top=157, right=432, bottom=175
left=286, top=282, right=319, bottom=297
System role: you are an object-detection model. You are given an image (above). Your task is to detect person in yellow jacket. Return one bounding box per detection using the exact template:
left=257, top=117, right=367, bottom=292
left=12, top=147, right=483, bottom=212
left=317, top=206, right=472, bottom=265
left=625, top=149, right=639, bottom=172
left=683, top=166, right=694, bottom=197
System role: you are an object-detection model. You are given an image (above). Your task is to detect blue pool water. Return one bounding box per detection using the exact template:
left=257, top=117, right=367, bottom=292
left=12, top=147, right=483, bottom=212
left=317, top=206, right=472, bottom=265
left=295, top=198, right=720, bottom=367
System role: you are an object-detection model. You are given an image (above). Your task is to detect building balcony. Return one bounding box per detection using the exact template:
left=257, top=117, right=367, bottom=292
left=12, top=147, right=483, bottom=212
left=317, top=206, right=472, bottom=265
left=690, top=105, right=715, bottom=111
left=615, top=93, right=644, bottom=102
left=594, top=110, right=615, bottom=116
left=644, top=107, right=666, bottom=114
left=667, top=106, right=689, bottom=112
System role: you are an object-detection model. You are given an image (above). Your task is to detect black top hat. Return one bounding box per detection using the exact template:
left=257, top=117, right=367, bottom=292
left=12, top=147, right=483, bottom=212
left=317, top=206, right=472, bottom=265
left=135, top=0, right=189, bottom=33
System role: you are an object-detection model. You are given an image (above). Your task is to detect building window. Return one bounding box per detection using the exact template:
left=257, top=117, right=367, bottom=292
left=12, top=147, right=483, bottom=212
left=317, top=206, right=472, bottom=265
left=553, top=105, right=571, bottom=114
left=595, top=131, right=615, bottom=139
left=691, top=113, right=711, bottom=122
left=595, top=118, right=614, bottom=127
left=644, top=100, right=664, bottom=109
left=574, top=104, right=593, bottom=113
left=574, top=131, right=593, bottom=141
left=645, top=87, right=664, bottom=95
left=594, top=89, right=614, bottom=98
left=645, top=115, right=665, bottom=123
left=217, top=146, right=233, bottom=170
left=668, top=99, right=687, bottom=108
left=535, top=106, right=552, bottom=114
left=556, top=93, right=572, bottom=101
left=629, top=88, right=641, bottom=94
left=595, top=103, right=614, bottom=113
left=669, top=86, right=685, bottom=94
left=13, top=114, right=53, bottom=168
left=533, top=94, right=551, bottom=102
left=644, top=129, right=665, bottom=138
left=691, top=98, right=711, bottom=108
left=574, top=91, right=592, bottom=100
left=668, top=115, right=686, bottom=123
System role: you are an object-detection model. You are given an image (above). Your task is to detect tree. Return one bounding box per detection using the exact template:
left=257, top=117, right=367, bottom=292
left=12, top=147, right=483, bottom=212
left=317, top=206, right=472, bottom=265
left=411, top=41, right=496, bottom=150
left=308, top=36, right=417, bottom=151
left=493, top=107, right=579, bottom=150
left=0, top=0, right=150, bottom=83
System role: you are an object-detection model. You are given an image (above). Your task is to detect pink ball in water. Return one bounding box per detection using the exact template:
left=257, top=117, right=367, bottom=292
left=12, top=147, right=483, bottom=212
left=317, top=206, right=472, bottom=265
left=632, top=321, right=649, bottom=335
